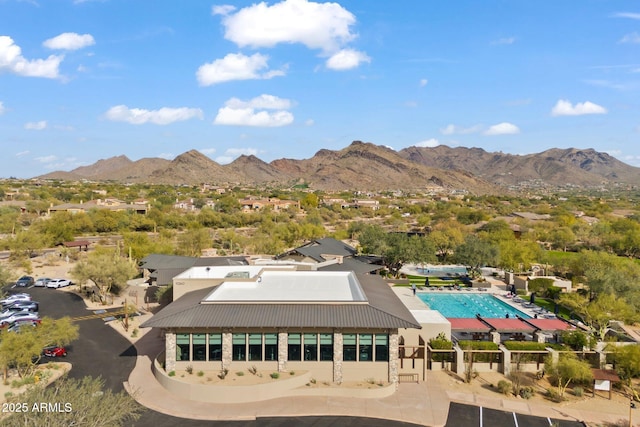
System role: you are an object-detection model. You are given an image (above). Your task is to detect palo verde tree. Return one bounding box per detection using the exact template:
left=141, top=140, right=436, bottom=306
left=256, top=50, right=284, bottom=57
left=544, top=352, right=593, bottom=399
left=559, top=292, right=636, bottom=341
left=70, top=246, right=138, bottom=298
left=3, top=376, right=144, bottom=427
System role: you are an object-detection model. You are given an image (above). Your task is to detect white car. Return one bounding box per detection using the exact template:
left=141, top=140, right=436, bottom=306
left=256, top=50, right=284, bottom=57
left=0, top=293, right=31, bottom=305
left=46, top=279, right=72, bottom=289
left=0, top=311, right=39, bottom=326
left=34, top=277, right=51, bottom=287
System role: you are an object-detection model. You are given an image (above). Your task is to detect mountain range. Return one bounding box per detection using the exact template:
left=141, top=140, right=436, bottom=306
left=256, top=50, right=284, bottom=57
left=37, top=141, right=640, bottom=194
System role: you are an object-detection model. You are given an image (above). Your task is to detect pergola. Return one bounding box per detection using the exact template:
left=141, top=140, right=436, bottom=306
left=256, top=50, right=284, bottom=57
left=591, top=369, right=620, bottom=400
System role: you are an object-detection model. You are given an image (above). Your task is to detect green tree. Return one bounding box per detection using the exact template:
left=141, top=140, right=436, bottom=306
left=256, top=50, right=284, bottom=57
left=5, top=229, right=45, bottom=259
left=452, top=235, right=498, bottom=275
left=176, top=227, right=211, bottom=257
left=560, top=293, right=636, bottom=341
left=70, top=247, right=138, bottom=298
left=608, top=344, right=640, bottom=384
left=3, top=376, right=144, bottom=427
left=545, top=352, right=593, bottom=398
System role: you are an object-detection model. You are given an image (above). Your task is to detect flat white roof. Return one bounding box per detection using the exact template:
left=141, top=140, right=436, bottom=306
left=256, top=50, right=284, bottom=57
left=410, top=309, right=449, bottom=325
left=204, top=270, right=367, bottom=303
left=174, top=265, right=295, bottom=280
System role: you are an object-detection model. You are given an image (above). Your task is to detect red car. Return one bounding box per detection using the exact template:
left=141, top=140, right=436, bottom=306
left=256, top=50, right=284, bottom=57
left=42, top=346, right=67, bottom=357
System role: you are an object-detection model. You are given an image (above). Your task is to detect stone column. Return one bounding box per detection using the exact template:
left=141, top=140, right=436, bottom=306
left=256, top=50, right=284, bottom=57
left=165, top=331, right=176, bottom=373
left=278, top=330, right=288, bottom=372
left=222, top=329, right=232, bottom=372
left=388, top=331, right=399, bottom=386
left=333, top=330, right=343, bottom=384
left=490, top=331, right=501, bottom=344
left=501, top=346, right=511, bottom=376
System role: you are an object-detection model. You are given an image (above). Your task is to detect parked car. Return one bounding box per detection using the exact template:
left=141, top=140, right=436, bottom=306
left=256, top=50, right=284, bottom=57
left=46, top=278, right=71, bottom=289
left=34, top=277, right=50, bottom=287
left=0, top=293, right=31, bottom=305
left=7, top=320, right=39, bottom=333
left=4, top=300, right=38, bottom=312
left=42, top=345, right=67, bottom=357
left=0, top=311, right=39, bottom=326
left=15, top=276, right=35, bottom=287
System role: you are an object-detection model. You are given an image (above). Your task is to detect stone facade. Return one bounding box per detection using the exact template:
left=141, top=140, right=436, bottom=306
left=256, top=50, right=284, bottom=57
left=333, top=330, right=343, bottom=383
left=277, top=330, right=288, bottom=372
left=388, top=331, right=399, bottom=385
left=222, top=330, right=232, bottom=371
left=165, top=331, right=176, bottom=372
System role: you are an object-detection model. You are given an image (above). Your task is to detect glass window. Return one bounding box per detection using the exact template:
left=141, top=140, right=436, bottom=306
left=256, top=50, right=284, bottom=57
left=359, top=334, right=373, bottom=362
left=264, top=333, right=278, bottom=361
left=343, top=334, right=357, bottom=361
left=319, top=333, right=333, bottom=361
left=375, top=334, right=389, bottom=361
left=192, top=334, right=206, bottom=361
left=232, top=333, right=246, bottom=361
left=208, top=333, right=222, bottom=361
left=288, top=333, right=301, bottom=361
left=304, top=333, right=317, bottom=361
left=176, top=334, right=190, bottom=361
left=248, top=333, right=263, bottom=361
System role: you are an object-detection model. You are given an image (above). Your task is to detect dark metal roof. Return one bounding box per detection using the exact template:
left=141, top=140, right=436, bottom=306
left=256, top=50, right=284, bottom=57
left=278, top=238, right=357, bottom=262
left=141, top=254, right=249, bottom=285
left=318, top=258, right=381, bottom=274
left=141, top=272, right=420, bottom=330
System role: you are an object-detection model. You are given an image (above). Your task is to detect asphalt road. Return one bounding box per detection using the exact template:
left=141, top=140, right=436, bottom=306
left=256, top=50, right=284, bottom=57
left=9, top=287, right=587, bottom=427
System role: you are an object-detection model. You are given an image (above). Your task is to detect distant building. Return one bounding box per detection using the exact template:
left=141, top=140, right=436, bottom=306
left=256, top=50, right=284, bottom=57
left=48, top=198, right=149, bottom=215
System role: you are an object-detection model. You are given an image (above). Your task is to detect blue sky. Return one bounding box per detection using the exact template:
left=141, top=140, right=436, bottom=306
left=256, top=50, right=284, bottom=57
left=1, top=0, right=640, bottom=179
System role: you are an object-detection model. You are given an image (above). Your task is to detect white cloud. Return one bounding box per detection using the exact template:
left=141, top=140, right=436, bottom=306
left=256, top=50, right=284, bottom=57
left=214, top=94, right=294, bottom=127
left=104, top=105, right=204, bottom=125
left=611, top=12, right=640, bottom=20
left=419, top=78, right=428, bottom=87
left=215, top=156, right=234, bottom=164
left=196, top=52, right=285, bottom=85
left=157, top=152, right=174, bottom=159
left=0, top=101, right=5, bottom=115
left=619, top=32, right=640, bottom=44
left=0, top=36, right=63, bottom=79
left=225, top=147, right=259, bottom=157
left=416, top=138, right=439, bottom=147
left=24, top=120, right=47, bottom=130
left=212, top=4, right=236, bottom=16
left=551, top=99, right=607, bottom=116
left=304, top=119, right=314, bottom=126
left=440, top=124, right=482, bottom=135
left=491, top=37, right=515, bottom=45
left=35, top=155, right=57, bottom=163
left=214, top=107, right=293, bottom=127
left=220, top=0, right=357, bottom=53
left=484, top=122, right=520, bottom=135
left=225, top=94, right=292, bottom=110
left=43, top=33, right=95, bottom=50
left=325, top=49, right=370, bottom=70
left=200, top=148, right=217, bottom=155
left=16, top=151, right=29, bottom=157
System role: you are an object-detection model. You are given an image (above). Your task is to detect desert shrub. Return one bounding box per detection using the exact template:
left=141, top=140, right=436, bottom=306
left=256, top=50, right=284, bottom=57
left=497, top=380, right=512, bottom=395
left=503, top=341, right=549, bottom=351
left=519, top=387, right=534, bottom=399
left=186, top=365, right=193, bottom=375
left=197, top=371, right=204, bottom=377
left=236, top=371, right=244, bottom=376
left=270, top=372, right=280, bottom=379
left=429, top=332, right=453, bottom=350
left=572, top=386, right=584, bottom=397
left=458, top=341, right=499, bottom=350
left=168, top=370, right=175, bottom=377
left=546, top=388, right=563, bottom=402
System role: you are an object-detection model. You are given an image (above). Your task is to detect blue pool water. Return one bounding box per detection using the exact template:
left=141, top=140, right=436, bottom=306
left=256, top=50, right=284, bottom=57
left=417, top=293, right=530, bottom=319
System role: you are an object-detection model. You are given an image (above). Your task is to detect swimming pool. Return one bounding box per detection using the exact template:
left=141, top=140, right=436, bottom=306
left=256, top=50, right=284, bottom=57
left=417, top=265, right=468, bottom=276
left=417, top=293, right=530, bottom=319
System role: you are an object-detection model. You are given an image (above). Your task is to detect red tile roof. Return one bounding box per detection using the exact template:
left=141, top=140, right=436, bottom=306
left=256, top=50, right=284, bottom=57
left=448, top=318, right=491, bottom=332
left=481, top=318, right=535, bottom=332
left=524, top=318, right=574, bottom=331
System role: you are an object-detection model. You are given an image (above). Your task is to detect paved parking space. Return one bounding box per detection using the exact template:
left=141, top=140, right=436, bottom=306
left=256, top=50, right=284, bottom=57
left=444, top=403, right=586, bottom=427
